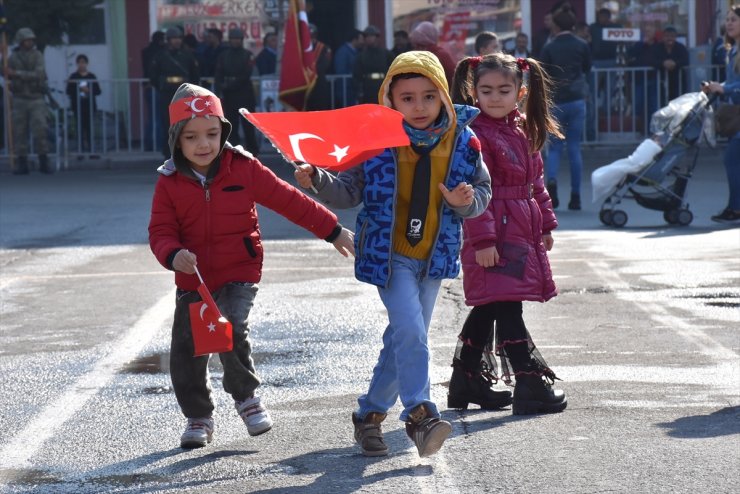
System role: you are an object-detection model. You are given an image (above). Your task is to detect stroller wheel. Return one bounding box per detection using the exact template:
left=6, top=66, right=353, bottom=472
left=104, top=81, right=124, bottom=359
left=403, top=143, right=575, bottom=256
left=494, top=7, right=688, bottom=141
left=676, top=209, right=693, bottom=226
left=610, top=210, right=628, bottom=228
left=599, top=210, right=613, bottom=226
left=664, top=210, right=679, bottom=224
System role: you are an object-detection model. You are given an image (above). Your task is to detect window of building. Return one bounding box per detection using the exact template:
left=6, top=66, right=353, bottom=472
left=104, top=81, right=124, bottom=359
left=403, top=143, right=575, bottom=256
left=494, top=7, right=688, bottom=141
left=596, top=0, right=689, bottom=45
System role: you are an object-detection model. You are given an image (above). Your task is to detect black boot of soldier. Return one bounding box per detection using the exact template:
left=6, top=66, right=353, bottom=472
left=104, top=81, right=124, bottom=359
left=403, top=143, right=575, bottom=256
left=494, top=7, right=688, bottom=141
left=39, top=154, right=54, bottom=174
left=13, top=156, right=29, bottom=175
left=512, top=370, right=567, bottom=415
left=447, top=362, right=512, bottom=410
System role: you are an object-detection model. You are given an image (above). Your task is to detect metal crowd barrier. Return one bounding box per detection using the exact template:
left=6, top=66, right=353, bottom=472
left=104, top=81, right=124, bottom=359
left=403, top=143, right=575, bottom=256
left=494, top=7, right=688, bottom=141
left=0, top=67, right=725, bottom=169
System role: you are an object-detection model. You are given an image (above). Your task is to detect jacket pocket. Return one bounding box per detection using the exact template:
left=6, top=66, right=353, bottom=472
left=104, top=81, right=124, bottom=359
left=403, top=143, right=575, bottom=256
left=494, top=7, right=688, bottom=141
left=242, top=237, right=257, bottom=258
left=485, top=242, right=528, bottom=279
left=357, top=219, right=368, bottom=258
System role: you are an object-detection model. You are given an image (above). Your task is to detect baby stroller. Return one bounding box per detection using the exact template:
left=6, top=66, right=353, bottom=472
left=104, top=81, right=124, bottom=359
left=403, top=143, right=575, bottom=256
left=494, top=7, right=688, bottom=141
left=592, top=92, right=716, bottom=227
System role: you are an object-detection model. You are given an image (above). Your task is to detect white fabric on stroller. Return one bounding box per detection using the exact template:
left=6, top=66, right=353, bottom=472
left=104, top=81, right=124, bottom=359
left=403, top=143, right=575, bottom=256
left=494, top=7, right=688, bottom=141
left=591, top=138, right=663, bottom=203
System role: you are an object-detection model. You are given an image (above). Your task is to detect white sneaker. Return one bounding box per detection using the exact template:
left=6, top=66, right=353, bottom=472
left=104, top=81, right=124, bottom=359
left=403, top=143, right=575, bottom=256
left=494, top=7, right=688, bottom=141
left=180, top=417, right=214, bottom=448
left=235, top=396, right=273, bottom=436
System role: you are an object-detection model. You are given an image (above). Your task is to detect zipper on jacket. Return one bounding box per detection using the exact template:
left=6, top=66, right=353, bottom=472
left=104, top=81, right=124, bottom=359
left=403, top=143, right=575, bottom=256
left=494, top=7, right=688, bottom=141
left=204, top=181, right=212, bottom=279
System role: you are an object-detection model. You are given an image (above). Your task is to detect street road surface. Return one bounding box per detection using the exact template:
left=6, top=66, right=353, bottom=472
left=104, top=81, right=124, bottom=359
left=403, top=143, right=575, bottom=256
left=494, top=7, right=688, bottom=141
left=0, top=159, right=738, bottom=494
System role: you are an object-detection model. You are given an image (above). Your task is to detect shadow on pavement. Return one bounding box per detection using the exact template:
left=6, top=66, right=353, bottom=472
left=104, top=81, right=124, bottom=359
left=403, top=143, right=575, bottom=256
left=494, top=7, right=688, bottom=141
left=656, top=406, right=740, bottom=438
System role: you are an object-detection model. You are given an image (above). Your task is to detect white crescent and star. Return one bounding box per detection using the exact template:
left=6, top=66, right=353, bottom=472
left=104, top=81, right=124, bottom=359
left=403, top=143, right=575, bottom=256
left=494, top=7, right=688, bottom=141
left=188, top=98, right=210, bottom=113
left=288, top=133, right=350, bottom=164
left=198, top=302, right=218, bottom=333
left=328, top=144, right=350, bottom=163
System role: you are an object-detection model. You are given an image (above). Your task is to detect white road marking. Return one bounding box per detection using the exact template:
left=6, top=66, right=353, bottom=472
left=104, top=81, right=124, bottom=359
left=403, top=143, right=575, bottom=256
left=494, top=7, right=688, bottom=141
left=0, top=289, right=175, bottom=470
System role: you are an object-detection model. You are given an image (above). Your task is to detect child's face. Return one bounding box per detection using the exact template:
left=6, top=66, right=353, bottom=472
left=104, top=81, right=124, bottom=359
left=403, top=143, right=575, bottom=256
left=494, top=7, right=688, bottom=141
left=475, top=70, right=520, bottom=120
left=178, top=117, right=222, bottom=171
left=77, top=59, right=88, bottom=72
left=390, top=77, right=443, bottom=130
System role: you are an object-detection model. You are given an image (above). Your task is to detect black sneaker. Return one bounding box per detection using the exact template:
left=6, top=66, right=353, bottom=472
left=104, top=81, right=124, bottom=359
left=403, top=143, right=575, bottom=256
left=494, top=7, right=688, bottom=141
left=711, top=208, right=740, bottom=224
left=547, top=179, right=559, bottom=209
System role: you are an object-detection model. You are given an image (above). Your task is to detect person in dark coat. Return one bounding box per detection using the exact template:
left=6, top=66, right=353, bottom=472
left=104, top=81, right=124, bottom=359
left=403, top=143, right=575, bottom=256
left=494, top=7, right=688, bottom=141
left=352, top=25, right=394, bottom=104
left=149, top=26, right=200, bottom=157
left=214, top=28, right=259, bottom=155
left=332, top=28, right=363, bottom=107
left=506, top=32, right=531, bottom=59
left=652, top=26, right=689, bottom=106
left=305, top=24, right=332, bottom=111
left=540, top=3, right=592, bottom=210
left=392, top=30, right=412, bottom=57
left=197, top=28, right=225, bottom=80
left=65, top=54, right=101, bottom=152
left=255, top=32, right=278, bottom=76
left=142, top=31, right=166, bottom=152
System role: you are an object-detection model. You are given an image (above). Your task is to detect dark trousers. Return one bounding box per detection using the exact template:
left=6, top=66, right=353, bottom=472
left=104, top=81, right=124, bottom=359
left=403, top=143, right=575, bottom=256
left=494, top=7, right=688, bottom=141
left=170, top=282, right=261, bottom=418
left=458, top=301, right=531, bottom=372
left=72, top=103, right=93, bottom=151
left=223, top=97, right=258, bottom=156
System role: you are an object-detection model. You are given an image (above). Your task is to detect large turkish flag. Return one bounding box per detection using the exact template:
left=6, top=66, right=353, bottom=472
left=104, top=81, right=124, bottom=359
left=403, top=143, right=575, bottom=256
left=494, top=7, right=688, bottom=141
left=278, top=0, right=316, bottom=111
left=240, top=104, right=410, bottom=171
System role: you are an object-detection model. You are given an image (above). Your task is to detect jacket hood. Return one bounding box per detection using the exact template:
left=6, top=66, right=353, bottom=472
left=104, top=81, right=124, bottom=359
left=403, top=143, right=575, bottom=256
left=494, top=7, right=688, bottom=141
left=168, top=83, right=232, bottom=171
left=378, top=50, right=456, bottom=131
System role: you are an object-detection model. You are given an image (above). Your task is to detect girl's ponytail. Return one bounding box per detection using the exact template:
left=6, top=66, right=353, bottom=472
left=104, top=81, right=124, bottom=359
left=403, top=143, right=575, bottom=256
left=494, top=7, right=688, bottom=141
left=524, top=57, right=562, bottom=152
left=451, top=57, right=476, bottom=105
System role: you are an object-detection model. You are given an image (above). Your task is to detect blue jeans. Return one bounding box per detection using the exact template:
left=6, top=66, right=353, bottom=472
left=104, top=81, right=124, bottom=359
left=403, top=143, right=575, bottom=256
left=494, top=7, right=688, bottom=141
left=357, top=254, right=442, bottom=421
left=725, top=132, right=740, bottom=210
left=546, top=99, right=586, bottom=196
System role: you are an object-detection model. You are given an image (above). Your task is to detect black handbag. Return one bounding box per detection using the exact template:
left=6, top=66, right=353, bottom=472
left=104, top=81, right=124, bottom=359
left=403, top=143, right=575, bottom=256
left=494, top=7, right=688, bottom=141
left=715, top=103, right=740, bottom=137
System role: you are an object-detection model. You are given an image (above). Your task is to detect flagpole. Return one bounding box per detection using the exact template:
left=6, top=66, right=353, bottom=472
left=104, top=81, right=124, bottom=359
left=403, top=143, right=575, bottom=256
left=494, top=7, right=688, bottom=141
left=239, top=107, right=318, bottom=192
left=0, top=0, right=14, bottom=171
left=193, top=265, right=205, bottom=285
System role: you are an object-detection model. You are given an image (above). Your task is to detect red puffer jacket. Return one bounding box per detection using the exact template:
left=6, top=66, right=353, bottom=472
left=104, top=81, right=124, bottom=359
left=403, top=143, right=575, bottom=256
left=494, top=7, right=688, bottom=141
left=149, top=147, right=339, bottom=292
left=461, top=109, right=558, bottom=305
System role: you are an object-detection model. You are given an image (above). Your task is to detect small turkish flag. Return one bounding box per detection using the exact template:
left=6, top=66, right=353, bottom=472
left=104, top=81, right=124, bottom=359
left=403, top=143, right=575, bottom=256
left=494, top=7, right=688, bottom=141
left=189, top=281, right=233, bottom=356
left=240, top=105, right=410, bottom=171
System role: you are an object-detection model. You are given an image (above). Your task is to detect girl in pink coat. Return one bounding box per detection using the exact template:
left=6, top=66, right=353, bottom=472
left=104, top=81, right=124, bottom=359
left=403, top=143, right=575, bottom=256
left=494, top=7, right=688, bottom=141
left=448, top=52, right=567, bottom=415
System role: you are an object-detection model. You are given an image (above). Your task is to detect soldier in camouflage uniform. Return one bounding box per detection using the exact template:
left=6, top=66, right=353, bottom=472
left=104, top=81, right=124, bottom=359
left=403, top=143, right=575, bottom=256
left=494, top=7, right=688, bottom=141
left=214, top=28, right=258, bottom=155
left=352, top=25, right=395, bottom=104
left=149, top=26, right=199, bottom=158
left=7, top=27, right=51, bottom=174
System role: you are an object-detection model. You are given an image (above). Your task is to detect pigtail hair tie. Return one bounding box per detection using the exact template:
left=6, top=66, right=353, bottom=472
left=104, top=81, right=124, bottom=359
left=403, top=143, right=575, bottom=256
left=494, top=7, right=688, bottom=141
left=470, top=56, right=482, bottom=69
left=516, top=58, right=530, bottom=72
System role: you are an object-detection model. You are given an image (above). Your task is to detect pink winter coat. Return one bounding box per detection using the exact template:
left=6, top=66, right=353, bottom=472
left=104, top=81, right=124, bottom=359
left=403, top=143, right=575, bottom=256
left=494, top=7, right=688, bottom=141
left=461, top=109, right=558, bottom=305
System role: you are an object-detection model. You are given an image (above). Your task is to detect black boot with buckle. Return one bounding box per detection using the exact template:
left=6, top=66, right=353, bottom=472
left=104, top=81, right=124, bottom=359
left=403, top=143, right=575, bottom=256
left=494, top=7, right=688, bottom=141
left=447, top=360, right=512, bottom=410
left=512, top=362, right=567, bottom=415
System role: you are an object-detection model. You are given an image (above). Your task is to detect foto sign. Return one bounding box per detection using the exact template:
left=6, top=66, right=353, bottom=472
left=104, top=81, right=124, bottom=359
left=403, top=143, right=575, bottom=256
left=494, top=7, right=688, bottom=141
left=603, top=28, right=641, bottom=41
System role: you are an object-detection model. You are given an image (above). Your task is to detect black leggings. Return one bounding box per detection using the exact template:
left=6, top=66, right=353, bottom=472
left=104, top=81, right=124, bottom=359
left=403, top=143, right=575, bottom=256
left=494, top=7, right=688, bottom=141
left=458, top=301, right=531, bottom=372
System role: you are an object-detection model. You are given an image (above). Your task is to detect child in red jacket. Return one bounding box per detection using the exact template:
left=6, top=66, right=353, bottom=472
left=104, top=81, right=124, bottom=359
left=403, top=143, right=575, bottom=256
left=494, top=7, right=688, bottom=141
left=448, top=53, right=567, bottom=415
left=148, top=83, right=354, bottom=449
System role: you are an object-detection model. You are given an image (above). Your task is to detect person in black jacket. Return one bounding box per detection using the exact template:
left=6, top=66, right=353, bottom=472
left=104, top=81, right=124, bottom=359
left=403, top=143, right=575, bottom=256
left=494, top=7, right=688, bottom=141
left=66, top=54, right=101, bottom=152
left=149, top=26, right=200, bottom=158
left=214, top=28, right=258, bottom=155
left=540, top=3, right=592, bottom=210
left=652, top=26, right=689, bottom=106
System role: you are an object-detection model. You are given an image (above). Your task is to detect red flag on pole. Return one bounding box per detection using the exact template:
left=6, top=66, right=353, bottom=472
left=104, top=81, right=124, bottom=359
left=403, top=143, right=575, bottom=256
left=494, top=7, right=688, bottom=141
left=278, top=0, right=316, bottom=111
left=189, top=268, right=233, bottom=356
left=240, top=105, right=410, bottom=171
